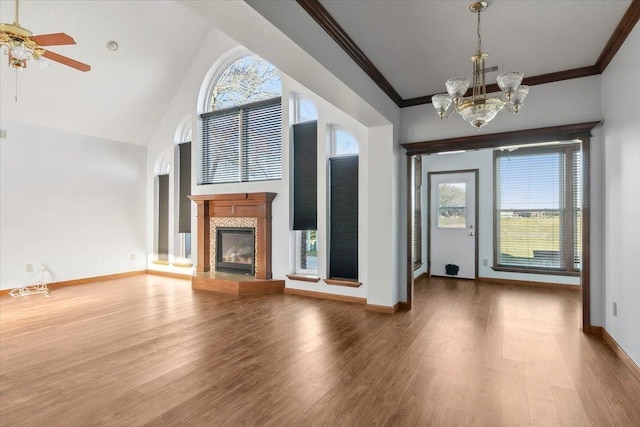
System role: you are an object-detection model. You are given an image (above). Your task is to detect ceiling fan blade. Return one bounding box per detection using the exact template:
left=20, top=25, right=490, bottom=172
left=42, top=50, right=91, bottom=72
left=30, top=33, right=76, bottom=46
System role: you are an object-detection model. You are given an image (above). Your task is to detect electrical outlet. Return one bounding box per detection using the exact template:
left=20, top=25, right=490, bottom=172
left=26, top=264, right=33, bottom=273
left=130, top=254, right=136, bottom=261
left=613, top=302, right=617, bottom=317
left=482, top=259, right=488, bottom=266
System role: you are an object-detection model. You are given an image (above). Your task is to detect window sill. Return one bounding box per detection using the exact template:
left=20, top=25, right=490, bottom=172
left=286, top=274, right=320, bottom=283
left=324, top=278, right=362, bottom=287
left=491, top=265, right=580, bottom=277
left=172, top=262, right=193, bottom=268
left=152, top=259, right=170, bottom=266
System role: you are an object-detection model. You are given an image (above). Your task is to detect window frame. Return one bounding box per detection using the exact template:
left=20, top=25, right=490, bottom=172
left=413, top=156, right=423, bottom=270
left=291, top=96, right=318, bottom=277
left=493, top=143, right=582, bottom=276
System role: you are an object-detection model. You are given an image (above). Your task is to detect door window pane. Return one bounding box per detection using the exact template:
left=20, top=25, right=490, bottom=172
left=438, top=182, right=466, bottom=228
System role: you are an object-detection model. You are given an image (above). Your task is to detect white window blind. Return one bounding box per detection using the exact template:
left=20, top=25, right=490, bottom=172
left=199, top=97, right=281, bottom=185
left=495, top=145, right=580, bottom=273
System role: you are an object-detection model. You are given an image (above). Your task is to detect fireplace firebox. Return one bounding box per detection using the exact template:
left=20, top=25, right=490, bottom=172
left=215, top=227, right=255, bottom=275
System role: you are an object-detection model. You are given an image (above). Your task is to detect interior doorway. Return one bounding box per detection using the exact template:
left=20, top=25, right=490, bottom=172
left=402, top=121, right=599, bottom=331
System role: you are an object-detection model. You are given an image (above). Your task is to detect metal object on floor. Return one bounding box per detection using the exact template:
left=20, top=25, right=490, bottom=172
left=9, top=266, right=50, bottom=297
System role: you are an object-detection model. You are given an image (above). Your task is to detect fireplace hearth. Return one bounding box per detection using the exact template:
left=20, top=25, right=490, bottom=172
left=216, top=227, right=255, bottom=275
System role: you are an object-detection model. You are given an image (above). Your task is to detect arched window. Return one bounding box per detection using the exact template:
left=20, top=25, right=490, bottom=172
left=199, top=54, right=283, bottom=184
left=328, top=127, right=359, bottom=281
left=154, top=151, right=171, bottom=263
left=291, top=95, right=318, bottom=274
left=175, top=120, right=192, bottom=265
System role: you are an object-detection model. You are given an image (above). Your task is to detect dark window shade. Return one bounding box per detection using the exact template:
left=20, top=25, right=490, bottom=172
left=199, top=97, right=281, bottom=185
left=157, top=174, right=169, bottom=260
left=495, top=145, right=581, bottom=273
left=178, top=142, right=191, bottom=234
left=292, top=121, right=317, bottom=230
left=330, top=156, right=358, bottom=280
left=413, top=156, right=422, bottom=268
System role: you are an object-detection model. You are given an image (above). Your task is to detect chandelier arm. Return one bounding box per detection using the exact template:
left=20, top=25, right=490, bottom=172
left=502, top=102, right=519, bottom=114
left=443, top=104, right=457, bottom=119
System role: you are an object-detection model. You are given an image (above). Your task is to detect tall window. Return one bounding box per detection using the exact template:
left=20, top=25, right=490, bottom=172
left=494, top=144, right=581, bottom=274
left=292, top=95, right=318, bottom=275
left=413, top=156, right=422, bottom=269
left=199, top=54, right=282, bottom=185
left=329, top=128, right=359, bottom=281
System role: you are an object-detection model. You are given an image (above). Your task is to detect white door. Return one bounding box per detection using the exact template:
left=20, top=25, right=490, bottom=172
left=430, top=172, right=476, bottom=279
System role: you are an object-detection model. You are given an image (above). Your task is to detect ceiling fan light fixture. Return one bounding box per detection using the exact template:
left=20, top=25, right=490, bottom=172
left=10, top=43, right=26, bottom=59
left=432, top=1, right=528, bottom=129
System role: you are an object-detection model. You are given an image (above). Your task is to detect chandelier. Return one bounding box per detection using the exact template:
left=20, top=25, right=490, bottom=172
left=432, top=1, right=529, bottom=129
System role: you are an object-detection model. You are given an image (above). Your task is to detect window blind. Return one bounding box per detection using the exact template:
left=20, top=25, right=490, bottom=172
left=495, top=145, right=581, bottom=273
left=573, top=150, right=582, bottom=271
left=292, top=121, right=317, bottom=230
left=157, top=174, right=169, bottom=260
left=329, top=156, right=358, bottom=280
left=178, top=142, right=191, bottom=234
left=413, top=156, right=422, bottom=268
left=199, top=97, right=281, bottom=185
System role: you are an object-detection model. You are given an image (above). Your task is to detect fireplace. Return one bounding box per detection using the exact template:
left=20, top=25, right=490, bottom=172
left=215, top=227, right=255, bottom=275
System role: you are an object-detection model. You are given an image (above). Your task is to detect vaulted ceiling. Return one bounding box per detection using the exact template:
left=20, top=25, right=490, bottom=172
left=1, top=0, right=637, bottom=145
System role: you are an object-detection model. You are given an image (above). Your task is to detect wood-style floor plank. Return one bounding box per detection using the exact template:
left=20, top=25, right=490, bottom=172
left=1, top=275, right=640, bottom=426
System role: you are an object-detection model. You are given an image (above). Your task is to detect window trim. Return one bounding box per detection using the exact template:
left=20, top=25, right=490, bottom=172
left=492, top=143, right=582, bottom=276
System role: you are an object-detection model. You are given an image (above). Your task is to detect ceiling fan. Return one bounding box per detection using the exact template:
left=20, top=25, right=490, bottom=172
left=0, top=0, right=91, bottom=72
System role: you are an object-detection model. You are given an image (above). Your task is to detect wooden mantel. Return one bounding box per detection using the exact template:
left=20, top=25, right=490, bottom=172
left=189, top=192, right=277, bottom=280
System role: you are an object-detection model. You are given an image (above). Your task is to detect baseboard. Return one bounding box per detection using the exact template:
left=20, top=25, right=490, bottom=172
left=146, top=269, right=192, bottom=279
left=398, top=301, right=411, bottom=311
left=601, top=328, right=640, bottom=384
left=284, top=287, right=366, bottom=305
left=477, top=276, right=580, bottom=290
left=48, top=270, right=147, bottom=289
left=584, top=325, right=603, bottom=336
left=365, top=302, right=399, bottom=314
left=1, top=270, right=147, bottom=297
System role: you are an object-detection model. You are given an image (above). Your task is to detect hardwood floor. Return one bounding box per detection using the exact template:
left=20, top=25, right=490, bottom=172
left=1, top=275, right=639, bottom=426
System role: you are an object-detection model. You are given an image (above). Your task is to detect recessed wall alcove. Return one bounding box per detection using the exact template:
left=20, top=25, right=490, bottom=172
left=189, top=192, right=284, bottom=295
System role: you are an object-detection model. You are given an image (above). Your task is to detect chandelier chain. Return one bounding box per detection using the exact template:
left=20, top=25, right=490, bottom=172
left=476, top=8, right=482, bottom=53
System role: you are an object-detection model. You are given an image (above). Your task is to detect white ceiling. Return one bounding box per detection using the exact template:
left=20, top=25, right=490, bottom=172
left=316, top=0, right=632, bottom=100
left=1, top=0, right=210, bottom=145
left=0, top=1, right=634, bottom=145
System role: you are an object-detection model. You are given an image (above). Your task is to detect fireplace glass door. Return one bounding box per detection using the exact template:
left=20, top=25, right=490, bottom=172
left=216, top=227, right=255, bottom=275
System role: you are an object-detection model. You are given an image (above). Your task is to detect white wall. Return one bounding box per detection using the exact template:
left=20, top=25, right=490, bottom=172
left=601, top=24, right=640, bottom=366
left=0, top=120, right=147, bottom=289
